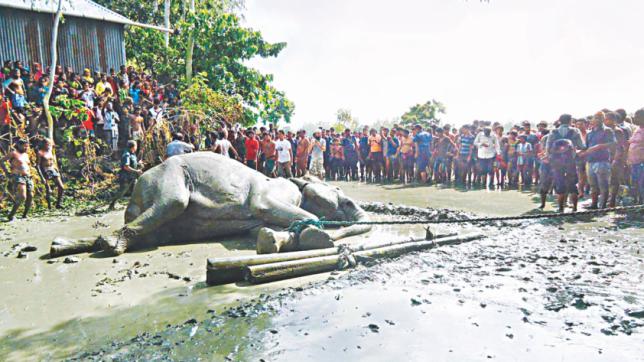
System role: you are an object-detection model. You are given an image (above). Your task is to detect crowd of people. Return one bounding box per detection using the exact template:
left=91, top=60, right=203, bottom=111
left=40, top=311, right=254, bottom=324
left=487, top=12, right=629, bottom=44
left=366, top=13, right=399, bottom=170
left=1, top=60, right=643, bottom=220
left=180, top=111, right=643, bottom=214
left=1, top=59, right=179, bottom=220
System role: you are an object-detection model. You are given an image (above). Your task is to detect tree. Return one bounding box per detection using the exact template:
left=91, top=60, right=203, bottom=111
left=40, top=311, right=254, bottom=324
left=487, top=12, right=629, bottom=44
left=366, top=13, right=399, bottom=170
left=333, top=108, right=358, bottom=132
left=42, top=0, right=64, bottom=140
left=400, top=99, right=446, bottom=129
left=94, top=0, right=292, bottom=126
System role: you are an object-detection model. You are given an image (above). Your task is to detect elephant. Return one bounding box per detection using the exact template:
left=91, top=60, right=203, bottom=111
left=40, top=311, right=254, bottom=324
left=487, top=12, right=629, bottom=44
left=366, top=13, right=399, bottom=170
left=101, top=152, right=372, bottom=255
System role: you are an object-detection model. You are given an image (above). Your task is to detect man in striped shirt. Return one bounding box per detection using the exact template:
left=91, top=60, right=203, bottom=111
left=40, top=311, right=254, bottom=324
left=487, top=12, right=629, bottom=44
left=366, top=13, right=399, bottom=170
left=456, top=125, right=475, bottom=184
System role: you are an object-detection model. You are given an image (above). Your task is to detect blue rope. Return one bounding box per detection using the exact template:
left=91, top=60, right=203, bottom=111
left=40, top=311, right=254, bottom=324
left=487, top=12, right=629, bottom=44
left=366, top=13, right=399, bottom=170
left=287, top=204, right=643, bottom=233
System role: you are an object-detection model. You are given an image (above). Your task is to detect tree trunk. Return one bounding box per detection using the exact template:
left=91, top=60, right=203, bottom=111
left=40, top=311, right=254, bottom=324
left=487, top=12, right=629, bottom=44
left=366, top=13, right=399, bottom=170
left=185, top=0, right=195, bottom=82
left=245, top=233, right=483, bottom=284
left=206, top=232, right=463, bottom=285
left=43, top=0, right=63, bottom=141
left=164, top=0, right=171, bottom=47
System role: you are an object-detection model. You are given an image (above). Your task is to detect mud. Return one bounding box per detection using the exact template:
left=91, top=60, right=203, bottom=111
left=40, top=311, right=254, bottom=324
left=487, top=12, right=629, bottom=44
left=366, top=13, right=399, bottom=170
left=1, top=184, right=642, bottom=361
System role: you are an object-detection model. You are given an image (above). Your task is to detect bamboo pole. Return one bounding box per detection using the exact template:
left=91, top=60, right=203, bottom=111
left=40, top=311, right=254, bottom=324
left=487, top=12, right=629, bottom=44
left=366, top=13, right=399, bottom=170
left=245, top=233, right=483, bottom=284
left=205, top=232, right=457, bottom=285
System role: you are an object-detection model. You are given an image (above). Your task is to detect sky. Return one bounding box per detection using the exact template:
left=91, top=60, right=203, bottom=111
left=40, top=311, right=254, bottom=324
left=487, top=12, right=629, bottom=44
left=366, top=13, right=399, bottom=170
left=243, top=0, right=644, bottom=128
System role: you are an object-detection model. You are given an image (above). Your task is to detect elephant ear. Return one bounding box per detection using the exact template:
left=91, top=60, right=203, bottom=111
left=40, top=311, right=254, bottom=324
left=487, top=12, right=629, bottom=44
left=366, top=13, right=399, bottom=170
left=290, top=175, right=326, bottom=189
left=289, top=177, right=309, bottom=190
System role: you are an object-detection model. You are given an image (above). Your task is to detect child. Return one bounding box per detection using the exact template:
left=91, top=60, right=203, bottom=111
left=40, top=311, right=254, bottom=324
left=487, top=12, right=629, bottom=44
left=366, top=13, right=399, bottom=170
left=516, top=134, right=533, bottom=186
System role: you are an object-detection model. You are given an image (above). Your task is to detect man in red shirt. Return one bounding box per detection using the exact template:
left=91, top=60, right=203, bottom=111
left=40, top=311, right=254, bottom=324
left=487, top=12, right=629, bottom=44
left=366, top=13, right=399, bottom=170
left=244, top=130, right=260, bottom=170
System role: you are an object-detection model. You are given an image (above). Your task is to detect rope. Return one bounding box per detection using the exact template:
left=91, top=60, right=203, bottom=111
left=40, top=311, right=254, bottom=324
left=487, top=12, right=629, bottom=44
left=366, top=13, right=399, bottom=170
left=288, top=204, right=644, bottom=233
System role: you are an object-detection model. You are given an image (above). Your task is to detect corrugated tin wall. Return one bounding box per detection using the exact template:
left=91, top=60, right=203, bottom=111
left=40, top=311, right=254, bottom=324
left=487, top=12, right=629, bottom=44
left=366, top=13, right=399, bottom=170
left=0, top=7, right=125, bottom=73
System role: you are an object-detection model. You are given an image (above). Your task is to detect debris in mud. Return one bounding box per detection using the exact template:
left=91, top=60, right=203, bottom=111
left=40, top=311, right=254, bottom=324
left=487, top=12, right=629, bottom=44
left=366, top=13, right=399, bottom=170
left=626, top=309, right=644, bottom=319
left=17, top=251, right=28, bottom=259
left=367, top=324, right=380, bottom=333
left=21, top=245, right=37, bottom=252
left=64, top=256, right=80, bottom=264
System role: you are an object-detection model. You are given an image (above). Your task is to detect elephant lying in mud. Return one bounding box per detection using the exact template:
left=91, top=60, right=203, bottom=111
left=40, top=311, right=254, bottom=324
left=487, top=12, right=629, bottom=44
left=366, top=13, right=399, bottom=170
left=97, top=152, right=372, bottom=255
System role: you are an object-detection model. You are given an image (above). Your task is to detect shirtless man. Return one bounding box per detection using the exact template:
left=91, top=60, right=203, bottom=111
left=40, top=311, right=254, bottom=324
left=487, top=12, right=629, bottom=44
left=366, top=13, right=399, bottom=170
left=1, top=139, right=33, bottom=221
left=260, top=133, right=277, bottom=177
left=295, top=130, right=311, bottom=177
left=37, top=138, right=64, bottom=209
left=130, top=108, right=145, bottom=153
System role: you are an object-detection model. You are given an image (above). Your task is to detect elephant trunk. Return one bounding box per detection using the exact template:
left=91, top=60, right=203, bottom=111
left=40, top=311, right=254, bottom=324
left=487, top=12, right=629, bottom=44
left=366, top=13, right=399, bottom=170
left=326, top=205, right=372, bottom=241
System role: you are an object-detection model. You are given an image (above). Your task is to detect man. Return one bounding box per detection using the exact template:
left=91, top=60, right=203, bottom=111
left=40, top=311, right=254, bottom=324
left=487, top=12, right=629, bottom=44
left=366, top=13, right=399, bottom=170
left=628, top=108, right=644, bottom=204
left=104, top=102, right=120, bottom=153
left=578, top=112, right=615, bottom=209
left=109, top=141, right=143, bottom=210
left=368, top=128, right=384, bottom=182
left=413, top=124, right=433, bottom=183
left=521, top=121, right=539, bottom=185
left=36, top=138, right=65, bottom=209
left=546, top=114, right=585, bottom=212
left=244, top=130, right=260, bottom=170
left=342, top=129, right=360, bottom=181
left=275, top=130, right=293, bottom=178
left=456, top=126, right=475, bottom=185
left=574, top=118, right=589, bottom=199
left=432, top=128, right=456, bottom=183
left=385, top=128, right=400, bottom=182
left=260, top=133, right=276, bottom=177
left=295, top=130, right=310, bottom=177
left=358, top=127, right=371, bottom=182
left=165, top=133, right=194, bottom=159
left=604, top=112, right=628, bottom=207
left=214, top=131, right=239, bottom=159
left=473, top=127, right=499, bottom=188
left=1, top=139, right=33, bottom=221
left=309, top=129, right=326, bottom=179
left=397, top=129, right=415, bottom=184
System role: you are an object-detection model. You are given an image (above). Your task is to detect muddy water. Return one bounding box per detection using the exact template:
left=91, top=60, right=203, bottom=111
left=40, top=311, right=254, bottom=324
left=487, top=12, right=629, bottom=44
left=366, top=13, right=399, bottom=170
left=1, top=184, right=642, bottom=361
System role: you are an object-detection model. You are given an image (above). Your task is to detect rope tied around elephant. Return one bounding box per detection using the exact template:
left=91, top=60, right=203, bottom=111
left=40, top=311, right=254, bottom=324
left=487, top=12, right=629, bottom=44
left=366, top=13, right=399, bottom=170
left=288, top=204, right=644, bottom=233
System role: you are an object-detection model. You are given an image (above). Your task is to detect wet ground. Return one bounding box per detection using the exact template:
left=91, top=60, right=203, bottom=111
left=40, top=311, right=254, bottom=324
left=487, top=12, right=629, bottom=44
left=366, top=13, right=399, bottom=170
left=0, top=183, right=642, bottom=361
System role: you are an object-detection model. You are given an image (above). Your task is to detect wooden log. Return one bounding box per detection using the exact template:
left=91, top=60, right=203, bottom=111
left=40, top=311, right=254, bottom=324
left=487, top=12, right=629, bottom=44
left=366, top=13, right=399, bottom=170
left=50, top=237, right=99, bottom=258
left=245, top=233, right=483, bottom=284
left=205, top=232, right=458, bottom=285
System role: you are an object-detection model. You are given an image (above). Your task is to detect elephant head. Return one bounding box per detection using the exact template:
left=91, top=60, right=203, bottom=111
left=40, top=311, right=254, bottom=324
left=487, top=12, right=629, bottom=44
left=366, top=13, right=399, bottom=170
left=256, top=176, right=372, bottom=254
left=289, top=176, right=372, bottom=250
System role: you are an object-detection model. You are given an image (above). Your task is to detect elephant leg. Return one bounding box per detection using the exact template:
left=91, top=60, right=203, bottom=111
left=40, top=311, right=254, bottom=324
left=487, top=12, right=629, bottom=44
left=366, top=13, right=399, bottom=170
left=251, top=195, right=317, bottom=254
left=106, top=186, right=190, bottom=255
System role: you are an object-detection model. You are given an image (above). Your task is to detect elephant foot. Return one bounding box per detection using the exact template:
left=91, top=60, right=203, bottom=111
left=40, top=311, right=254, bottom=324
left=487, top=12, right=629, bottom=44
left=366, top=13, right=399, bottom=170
left=298, top=227, right=334, bottom=251
left=99, top=227, right=134, bottom=256
left=256, top=228, right=296, bottom=254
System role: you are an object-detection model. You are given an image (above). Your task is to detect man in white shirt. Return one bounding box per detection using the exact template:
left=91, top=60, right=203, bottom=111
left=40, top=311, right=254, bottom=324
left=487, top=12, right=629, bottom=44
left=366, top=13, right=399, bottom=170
left=275, top=130, right=293, bottom=178
left=165, top=133, right=195, bottom=159
left=474, top=127, right=500, bottom=188
left=214, top=132, right=239, bottom=159
left=310, top=129, right=326, bottom=179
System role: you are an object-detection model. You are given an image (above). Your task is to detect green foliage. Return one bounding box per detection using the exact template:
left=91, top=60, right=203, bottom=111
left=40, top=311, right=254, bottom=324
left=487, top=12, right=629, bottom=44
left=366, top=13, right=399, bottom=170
left=94, top=0, right=293, bottom=126
left=180, top=72, right=244, bottom=124
left=400, top=99, right=446, bottom=129
left=49, top=95, right=87, bottom=122
left=333, top=108, right=358, bottom=132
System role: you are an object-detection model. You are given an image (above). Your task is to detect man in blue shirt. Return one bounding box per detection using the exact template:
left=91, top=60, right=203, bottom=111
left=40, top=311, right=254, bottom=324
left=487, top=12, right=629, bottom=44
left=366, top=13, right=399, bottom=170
left=579, top=112, right=616, bottom=209
left=413, top=124, right=432, bottom=183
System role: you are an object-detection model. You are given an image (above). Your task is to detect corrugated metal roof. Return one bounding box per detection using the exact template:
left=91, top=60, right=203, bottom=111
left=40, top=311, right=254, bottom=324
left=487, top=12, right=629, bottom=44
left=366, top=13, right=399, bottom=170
left=1, top=0, right=137, bottom=26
